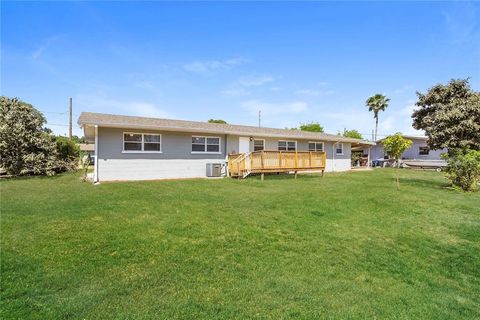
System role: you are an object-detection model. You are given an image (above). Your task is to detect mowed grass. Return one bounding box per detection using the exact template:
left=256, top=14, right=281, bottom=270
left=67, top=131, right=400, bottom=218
left=1, top=169, right=479, bottom=319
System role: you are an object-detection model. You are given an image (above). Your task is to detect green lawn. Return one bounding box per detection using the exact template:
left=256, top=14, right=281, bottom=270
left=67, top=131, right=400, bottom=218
left=1, top=170, right=479, bottom=319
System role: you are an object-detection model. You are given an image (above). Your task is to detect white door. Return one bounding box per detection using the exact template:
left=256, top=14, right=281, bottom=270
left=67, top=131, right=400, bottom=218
left=239, top=137, right=250, bottom=153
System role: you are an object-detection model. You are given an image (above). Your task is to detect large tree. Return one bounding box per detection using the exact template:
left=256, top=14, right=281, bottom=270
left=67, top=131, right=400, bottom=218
left=412, top=78, right=480, bottom=151
left=208, top=119, right=227, bottom=124
left=0, top=97, right=58, bottom=176
left=366, top=94, right=390, bottom=141
left=343, top=129, right=363, bottom=139
left=299, top=122, right=324, bottom=132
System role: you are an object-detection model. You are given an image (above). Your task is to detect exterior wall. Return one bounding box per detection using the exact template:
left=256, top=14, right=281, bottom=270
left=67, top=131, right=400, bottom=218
left=97, top=127, right=227, bottom=181
left=372, top=138, right=447, bottom=161
left=226, top=135, right=351, bottom=172
left=96, top=128, right=355, bottom=181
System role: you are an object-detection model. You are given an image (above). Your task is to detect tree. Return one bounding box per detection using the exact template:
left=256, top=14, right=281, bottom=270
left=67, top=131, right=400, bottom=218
left=208, top=119, right=227, bottom=124
left=299, top=122, right=324, bottom=132
left=343, top=129, right=363, bottom=139
left=0, top=96, right=58, bottom=176
left=412, top=78, right=480, bottom=151
left=55, top=136, right=80, bottom=172
left=366, top=94, right=390, bottom=141
left=70, top=135, right=86, bottom=144
left=382, top=133, right=413, bottom=190
left=443, top=149, right=480, bottom=192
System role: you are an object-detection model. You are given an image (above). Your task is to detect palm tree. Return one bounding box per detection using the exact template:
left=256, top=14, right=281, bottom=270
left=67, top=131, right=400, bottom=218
left=366, top=94, right=390, bottom=141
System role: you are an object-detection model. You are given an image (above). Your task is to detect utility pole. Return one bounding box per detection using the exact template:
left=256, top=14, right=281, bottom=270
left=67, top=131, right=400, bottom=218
left=68, top=97, right=72, bottom=139
left=258, top=110, right=261, bottom=128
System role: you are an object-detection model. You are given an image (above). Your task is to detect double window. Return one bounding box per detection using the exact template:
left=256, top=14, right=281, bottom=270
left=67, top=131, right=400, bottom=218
left=254, top=139, right=265, bottom=151
left=335, top=143, right=344, bottom=155
left=308, top=142, right=324, bottom=152
left=419, top=146, right=429, bottom=155
left=278, top=140, right=296, bottom=151
left=192, top=136, right=221, bottom=153
left=123, top=133, right=161, bottom=152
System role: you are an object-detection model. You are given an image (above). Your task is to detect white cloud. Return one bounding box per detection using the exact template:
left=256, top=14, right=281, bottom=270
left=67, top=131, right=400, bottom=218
left=237, top=75, right=275, bottom=87
left=183, top=57, right=248, bottom=74
left=76, top=94, right=174, bottom=119
left=241, top=99, right=308, bottom=117
left=222, top=75, right=275, bottom=96
left=392, top=85, right=414, bottom=95
left=32, top=35, right=61, bottom=60
left=443, top=2, right=478, bottom=45
left=295, top=81, right=334, bottom=97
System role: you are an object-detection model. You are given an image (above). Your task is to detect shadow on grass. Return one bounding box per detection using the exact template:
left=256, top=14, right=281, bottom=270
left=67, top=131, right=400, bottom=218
left=401, top=177, right=451, bottom=190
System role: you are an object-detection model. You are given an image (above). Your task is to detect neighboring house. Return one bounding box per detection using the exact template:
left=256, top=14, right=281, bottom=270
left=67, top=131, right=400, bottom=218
left=78, top=112, right=374, bottom=182
left=79, top=143, right=95, bottom=165
left=371, top=135, right=447, bottom=161
left=79, top=143, right=95, bottom=156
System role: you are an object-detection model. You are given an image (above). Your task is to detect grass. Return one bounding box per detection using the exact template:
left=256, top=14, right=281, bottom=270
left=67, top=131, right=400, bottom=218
left=1, top=169, right=479, bottom=319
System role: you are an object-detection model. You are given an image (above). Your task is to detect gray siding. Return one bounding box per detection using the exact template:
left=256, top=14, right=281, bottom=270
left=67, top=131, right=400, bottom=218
left=372, top=138, right=447, bottom=160
left=225, top=135, right=351, bottom=171
left=98, top=127, right=226, bottom=160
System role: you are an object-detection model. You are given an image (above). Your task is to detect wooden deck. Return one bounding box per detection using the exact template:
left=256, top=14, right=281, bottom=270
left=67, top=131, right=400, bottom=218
left=228, top=150, right=326, bottom=178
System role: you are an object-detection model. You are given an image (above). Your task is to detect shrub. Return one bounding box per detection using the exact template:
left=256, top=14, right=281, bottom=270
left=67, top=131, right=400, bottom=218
left=444, top=149, right=480, bottom=192
left=0, top=96, right=58, bottom=176
left=55, top=136, right=80, bottom=173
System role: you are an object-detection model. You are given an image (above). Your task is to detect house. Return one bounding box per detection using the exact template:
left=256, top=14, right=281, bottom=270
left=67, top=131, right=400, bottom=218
left=78, top=112, right=374, bottom=182
left=371, top=135, right=447, bottom=162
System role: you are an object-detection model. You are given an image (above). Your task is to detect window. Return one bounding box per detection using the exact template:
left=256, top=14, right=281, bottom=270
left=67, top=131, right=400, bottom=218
left=278, top=140, right=296, bottom=151
left=335, top=143, right=343, bottom=155
left=253, top=139, right=265, bottom=151
left=308, top=142, right=324, bottom=152
left=123, top=133, right=161, bottom=152
left=419, top=146, right=429, bottom=155
left=192, top=136, right=221, bottom=153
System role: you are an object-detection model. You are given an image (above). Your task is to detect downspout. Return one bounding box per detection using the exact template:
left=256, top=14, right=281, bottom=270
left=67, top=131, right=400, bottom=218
left=332, top=141, right=336, bottom=172
left=93, top=125, right=99, bottom=183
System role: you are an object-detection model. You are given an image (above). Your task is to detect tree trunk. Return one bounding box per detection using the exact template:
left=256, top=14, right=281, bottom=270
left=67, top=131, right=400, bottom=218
left=395, top=160, right=400, bottom=190
left=375, top=116, right=378, bottom=141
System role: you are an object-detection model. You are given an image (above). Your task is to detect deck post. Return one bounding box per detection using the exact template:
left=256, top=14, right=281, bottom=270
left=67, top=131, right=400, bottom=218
left=309, top=152, right=312, bottom=168
left=294, top=171, right=298, bottom=179
left=261, top=173, right=264, bottom=181
left=294, top=152, right=298, bottom=170
left=261, top=151, right=264, bottom=169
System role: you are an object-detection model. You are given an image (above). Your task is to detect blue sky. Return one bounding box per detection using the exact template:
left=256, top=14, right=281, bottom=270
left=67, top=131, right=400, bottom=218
left=2, top=1, right=479, bottom=138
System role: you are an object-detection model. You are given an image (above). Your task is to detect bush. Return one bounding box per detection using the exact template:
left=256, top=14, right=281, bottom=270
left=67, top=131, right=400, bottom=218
left=55, top=136, right=80, bottom=172
left=444, top=149, right=480, bottom=192
left=0, top=96, right=58, bottom=176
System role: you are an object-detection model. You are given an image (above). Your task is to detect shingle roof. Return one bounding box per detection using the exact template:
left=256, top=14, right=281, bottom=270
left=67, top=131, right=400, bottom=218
left=78, top=112, right=374, bottom=144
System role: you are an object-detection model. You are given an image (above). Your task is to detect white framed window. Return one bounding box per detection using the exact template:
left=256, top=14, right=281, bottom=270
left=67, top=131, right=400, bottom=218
left=419, top=146, right=429, bottom=155
left=278, top=140, right=296, bottom=151
left=191, top=136, right=221, bottom=153
left=335, top=143, right=344, bottom=155
left=123, top=132, right=162, bottom=153
left=253, top=139, right=265, bottom=151
left=308, top=141, right=324, bottom=152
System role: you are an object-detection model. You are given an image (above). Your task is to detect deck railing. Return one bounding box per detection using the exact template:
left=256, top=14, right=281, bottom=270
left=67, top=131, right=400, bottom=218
left=228, top=150, right=326, bottom=178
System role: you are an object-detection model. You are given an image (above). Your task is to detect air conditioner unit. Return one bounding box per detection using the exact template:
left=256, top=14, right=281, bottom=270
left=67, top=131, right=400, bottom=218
left=206, top=163, right=222, bottom=177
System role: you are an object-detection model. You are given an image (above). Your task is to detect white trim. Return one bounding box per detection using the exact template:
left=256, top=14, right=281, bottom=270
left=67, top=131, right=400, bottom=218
left=80, top=122, right=375, bottom=145
left=122, top=151, right=163, bottom=154
left=335, top=143, right=344, bottom=155
left=191, top=135, right=221, bottom=153
left=278, top=140, right=297, bottom=151
left=123, top=132, right=162, bottom=153
left=308, top=141, right=324, bottom=152
left=94, top=125, right=99, bottom=183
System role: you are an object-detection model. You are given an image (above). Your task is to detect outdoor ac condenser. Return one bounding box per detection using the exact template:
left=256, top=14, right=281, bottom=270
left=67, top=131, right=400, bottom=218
left=206, top=163, right=222, bottom=177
